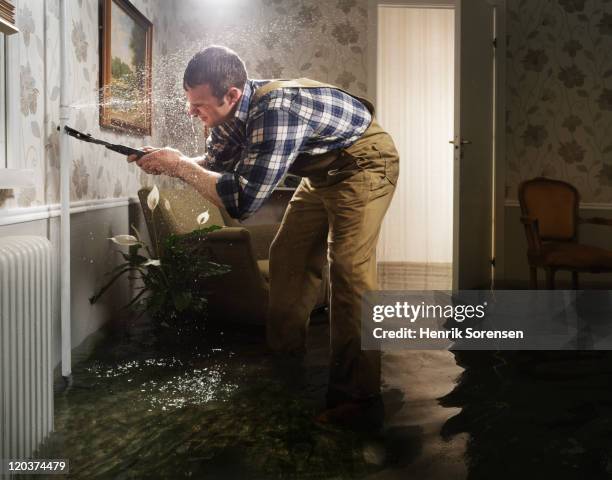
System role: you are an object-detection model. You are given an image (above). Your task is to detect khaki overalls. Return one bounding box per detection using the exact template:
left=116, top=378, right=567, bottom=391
left=255, top=78, right=399, bottom=405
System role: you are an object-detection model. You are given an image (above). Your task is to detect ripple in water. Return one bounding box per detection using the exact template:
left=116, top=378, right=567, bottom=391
left=142, top=366, right=238, bottom=410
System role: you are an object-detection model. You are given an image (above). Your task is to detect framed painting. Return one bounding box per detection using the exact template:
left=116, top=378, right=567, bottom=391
left=99, top=0, right=152, bottom=136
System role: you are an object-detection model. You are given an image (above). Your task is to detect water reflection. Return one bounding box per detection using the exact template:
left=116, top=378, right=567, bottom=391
left=31, top=302, right=473, bottom=480
left=35, top=319, right=384, bottom=479
left=441, top=351, right=612, bottom=480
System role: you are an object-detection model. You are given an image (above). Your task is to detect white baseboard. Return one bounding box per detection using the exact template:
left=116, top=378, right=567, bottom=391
left=0, top=197, right=140, bottom=226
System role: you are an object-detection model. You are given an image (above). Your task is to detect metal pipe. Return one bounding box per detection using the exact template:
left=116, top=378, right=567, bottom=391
left=58, top=0, right=71, bottom=379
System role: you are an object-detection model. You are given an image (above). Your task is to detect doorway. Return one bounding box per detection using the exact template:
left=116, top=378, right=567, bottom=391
left=375, top=4, right=455, bottom=290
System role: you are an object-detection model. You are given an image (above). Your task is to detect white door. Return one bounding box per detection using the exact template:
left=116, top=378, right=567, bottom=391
left=376, top=6, right=455, bottom=268
left=452, top=0, right=496, bottom=289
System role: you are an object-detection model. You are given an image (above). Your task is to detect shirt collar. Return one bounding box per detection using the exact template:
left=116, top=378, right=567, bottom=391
left=233, top=79, right=253, bottom=124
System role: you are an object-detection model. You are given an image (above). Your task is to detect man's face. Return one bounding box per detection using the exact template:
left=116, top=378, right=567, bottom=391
left=185, top=83, right=242, bottom=128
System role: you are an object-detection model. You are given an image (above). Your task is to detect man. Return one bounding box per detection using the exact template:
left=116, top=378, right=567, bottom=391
left=130, top=45, right=399, bottom=426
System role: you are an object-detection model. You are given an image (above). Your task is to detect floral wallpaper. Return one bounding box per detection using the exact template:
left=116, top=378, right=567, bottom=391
left=12, top=0, right=612, bottom=211
left=506, top=0, right=612, bottom=202
left=163, top=0, right=370, bottom=157
left=176, top=0, right=368, bottom=92
left=3, top=0, right=175, bottom=210
left=5, top=0, right=369, bottom=210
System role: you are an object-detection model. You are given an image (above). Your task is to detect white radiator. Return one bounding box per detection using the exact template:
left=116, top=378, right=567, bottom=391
left=0, top=236, right=53, bottom=471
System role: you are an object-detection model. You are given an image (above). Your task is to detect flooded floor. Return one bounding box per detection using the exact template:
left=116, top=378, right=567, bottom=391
left=32, top=263, right=612, bottom=479
left=32, top=310, right=466, bottom=480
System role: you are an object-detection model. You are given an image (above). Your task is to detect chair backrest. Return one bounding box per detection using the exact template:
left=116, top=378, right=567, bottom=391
left=138, top=185, right=238, bottom=255
left=138, top=185, right=270, bottom=324
left=518, top=177, right=579, bottom=241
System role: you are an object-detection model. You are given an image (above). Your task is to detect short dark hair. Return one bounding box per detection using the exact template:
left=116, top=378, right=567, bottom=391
left=183, top=45, right=247, bottom=99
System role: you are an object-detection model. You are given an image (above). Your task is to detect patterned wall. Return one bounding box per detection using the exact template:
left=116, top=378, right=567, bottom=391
left=21, top=1, right=607, bottom=208
left=158, top=0, right=370, bottom=156
left=5, top=0, right=369, bottom=210
left=174, top=0, right=368, bottom=92
left=4, top=0, right=174, bottom=210
left=506, top=0, right=612, bottom=202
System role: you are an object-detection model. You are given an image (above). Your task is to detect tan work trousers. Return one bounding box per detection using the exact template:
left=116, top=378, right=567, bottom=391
left=267, top=119, right=399, bottom=404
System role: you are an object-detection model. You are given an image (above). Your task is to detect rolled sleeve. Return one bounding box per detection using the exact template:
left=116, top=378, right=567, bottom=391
left=215, top=108, right=312, bottom=220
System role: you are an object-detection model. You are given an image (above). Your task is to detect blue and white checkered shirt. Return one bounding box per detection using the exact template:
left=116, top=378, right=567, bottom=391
left=204, top=79, right=372, bottom=219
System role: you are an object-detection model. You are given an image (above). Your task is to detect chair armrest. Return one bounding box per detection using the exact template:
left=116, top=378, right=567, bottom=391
left=177, top=226, right=264, bottom=281
left=243, top=224, right=280, bottom=260
left=207, top=227, right=252, bottom=242
left=580, top=216, right=612, bottom=227
left=176, top=227, right=253, bottom=253
left=520, top=216, right=542, bottom=253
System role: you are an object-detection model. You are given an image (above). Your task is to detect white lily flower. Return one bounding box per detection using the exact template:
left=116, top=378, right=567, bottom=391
left=163, top=199, right=171, bottom=211
left=143, top=259, right=161, bottom=267
left=108, top=235, right=141, bottom=246
left=197, top=210, right=210, bottom=225
left=147, top=185, right=159, bottom=211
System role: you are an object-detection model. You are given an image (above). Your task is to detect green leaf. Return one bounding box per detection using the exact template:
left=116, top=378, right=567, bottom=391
left=123, top=287, right=149, bottom=310
left=105, top=262, right=133, bottom=276
left=90, top=266, right=139, bottom=304
left=120, top=252, right=149, bottom=265
left=131, top=224, right=143, bottom=240
left=129, top=241, right=143, bottom=253
left=173, top=291, right=192, bottom=312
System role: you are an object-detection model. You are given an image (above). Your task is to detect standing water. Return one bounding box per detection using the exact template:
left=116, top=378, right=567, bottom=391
left=32, top=314, right=377, bottom=479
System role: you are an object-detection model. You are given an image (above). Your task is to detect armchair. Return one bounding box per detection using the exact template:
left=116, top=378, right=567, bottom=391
left=137, top=186, right=328, bottom=324
left=518, top=177, right=612, bottom=289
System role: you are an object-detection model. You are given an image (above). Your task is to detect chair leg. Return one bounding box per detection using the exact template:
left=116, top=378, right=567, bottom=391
left=572, top=271, right=579, bottom=290
left=529, top=266, right=538, bottom=289
left=545, top=268, right=555, bottom=290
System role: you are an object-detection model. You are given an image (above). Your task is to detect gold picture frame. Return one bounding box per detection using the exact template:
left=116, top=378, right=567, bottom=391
left=99, top=0, right=152, bottom=136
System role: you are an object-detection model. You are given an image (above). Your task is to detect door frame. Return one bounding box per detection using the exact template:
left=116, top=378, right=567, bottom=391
left=490, top=0, right=507, bottom=287
left=367, top=0, right=507, bottom=286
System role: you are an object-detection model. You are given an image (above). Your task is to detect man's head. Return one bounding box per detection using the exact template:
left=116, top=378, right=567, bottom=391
left=183, top=45, right=247, bottom=128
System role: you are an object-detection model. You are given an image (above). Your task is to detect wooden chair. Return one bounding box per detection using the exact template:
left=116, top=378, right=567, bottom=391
left=518, top=177, right=612, bottom=289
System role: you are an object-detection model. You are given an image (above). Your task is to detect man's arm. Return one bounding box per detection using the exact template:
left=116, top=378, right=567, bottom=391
left=215, top=107, right=312, bottom=219
left=174, top=159, right=224, bottom=208
left=130, top=107, right=311, bottom=218
left=129, top=124, right=242, bottom=208
left=128, top=147, right=224, bottom=209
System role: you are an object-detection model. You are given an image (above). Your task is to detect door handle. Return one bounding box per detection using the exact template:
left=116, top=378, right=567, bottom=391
left=449, top=139, right=472, bottom=145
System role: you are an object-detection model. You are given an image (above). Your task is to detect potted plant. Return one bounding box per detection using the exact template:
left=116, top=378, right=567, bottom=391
left=90, top=186, right=230, bottom=339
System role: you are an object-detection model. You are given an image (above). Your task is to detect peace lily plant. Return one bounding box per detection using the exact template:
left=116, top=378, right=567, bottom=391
left=90, top=185, right=230, bottom=336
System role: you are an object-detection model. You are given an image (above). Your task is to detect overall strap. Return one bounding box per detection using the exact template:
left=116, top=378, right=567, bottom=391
left=251, top=77, right=375, bottom=114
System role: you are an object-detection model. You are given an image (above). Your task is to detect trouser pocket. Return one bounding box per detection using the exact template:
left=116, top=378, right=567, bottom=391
left=371, top=143, right=399, bottom=186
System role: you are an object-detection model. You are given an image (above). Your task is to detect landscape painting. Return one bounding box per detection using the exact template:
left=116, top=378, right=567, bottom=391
left=100, top=0, right=152, bottom=135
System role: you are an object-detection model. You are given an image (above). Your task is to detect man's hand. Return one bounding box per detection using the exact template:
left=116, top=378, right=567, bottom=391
left=127, top=146, right=184, bottom=177
left=128, top=146, right=224, bottom=210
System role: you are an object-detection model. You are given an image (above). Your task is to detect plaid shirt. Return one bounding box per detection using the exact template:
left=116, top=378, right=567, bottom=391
left=204, top=79, right=372, bottom=219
